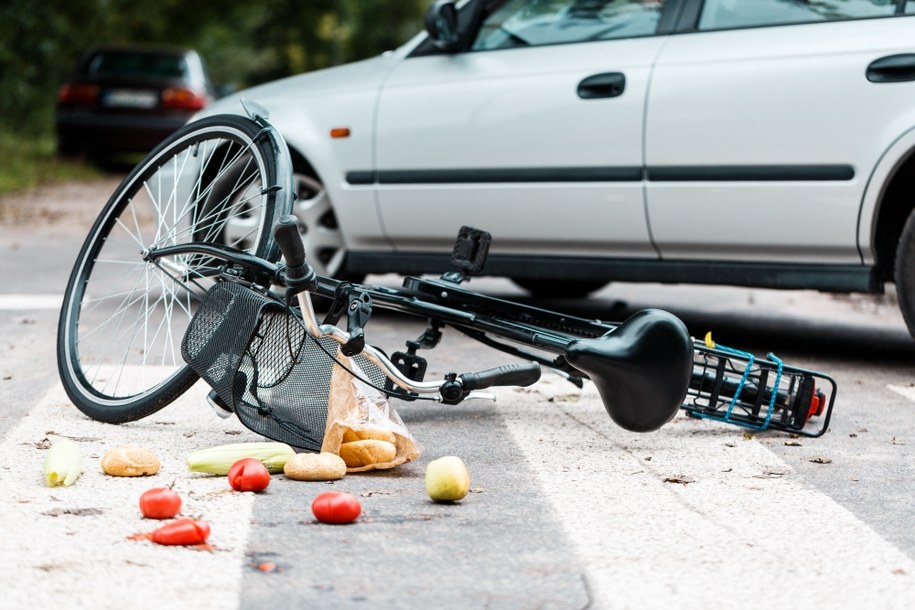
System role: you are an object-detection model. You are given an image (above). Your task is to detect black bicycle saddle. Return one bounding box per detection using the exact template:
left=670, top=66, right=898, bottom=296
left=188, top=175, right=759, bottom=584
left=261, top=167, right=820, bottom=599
left=564, top=309, right=693, bottom=432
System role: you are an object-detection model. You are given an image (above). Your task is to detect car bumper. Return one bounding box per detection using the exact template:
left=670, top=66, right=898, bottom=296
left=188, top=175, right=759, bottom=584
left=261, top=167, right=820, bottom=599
left=55, top=112, right=191, bottom=153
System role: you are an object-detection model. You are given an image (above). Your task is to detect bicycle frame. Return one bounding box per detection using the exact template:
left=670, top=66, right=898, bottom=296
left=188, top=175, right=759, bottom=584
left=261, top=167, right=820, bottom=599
left=151, top=227, right=837, bottom=438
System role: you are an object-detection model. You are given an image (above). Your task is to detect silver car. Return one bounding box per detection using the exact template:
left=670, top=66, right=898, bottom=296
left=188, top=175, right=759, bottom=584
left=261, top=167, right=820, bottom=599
left=198, top=0, right=915, bottom=339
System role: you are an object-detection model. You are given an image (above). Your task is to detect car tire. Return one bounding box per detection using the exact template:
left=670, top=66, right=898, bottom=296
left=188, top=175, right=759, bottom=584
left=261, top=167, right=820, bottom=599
left=292, top=171, right=364, bottom=282
left=512, top=278, right=607, bottom=299
left=895, top=207, right=915, bottom=340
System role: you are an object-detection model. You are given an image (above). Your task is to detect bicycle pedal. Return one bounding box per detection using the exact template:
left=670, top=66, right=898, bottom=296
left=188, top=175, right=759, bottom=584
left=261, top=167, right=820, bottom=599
left=384, top=351, right=428, bottom=401
left=450, top=226, right=491, bottom=275
left=206, top=389, right=234, bottom=419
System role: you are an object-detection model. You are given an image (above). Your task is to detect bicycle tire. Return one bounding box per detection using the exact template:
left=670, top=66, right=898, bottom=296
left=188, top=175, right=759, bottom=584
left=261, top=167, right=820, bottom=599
left=57, top=114, right=292, bottom=423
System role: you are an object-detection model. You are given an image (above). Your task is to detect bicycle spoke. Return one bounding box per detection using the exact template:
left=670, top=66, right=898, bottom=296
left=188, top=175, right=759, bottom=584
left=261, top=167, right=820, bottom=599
left=60, top=115, right=281, bottom=416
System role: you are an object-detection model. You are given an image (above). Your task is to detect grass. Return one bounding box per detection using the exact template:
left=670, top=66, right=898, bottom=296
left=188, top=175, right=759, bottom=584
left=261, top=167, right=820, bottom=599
left=0, top=129, right=103, bottom=196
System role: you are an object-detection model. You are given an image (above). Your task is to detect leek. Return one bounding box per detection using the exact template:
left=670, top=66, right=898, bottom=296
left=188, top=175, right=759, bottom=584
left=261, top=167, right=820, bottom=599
left=43, top=437, right=84, bottom=487
left=186, top=441, right=296, bottom=475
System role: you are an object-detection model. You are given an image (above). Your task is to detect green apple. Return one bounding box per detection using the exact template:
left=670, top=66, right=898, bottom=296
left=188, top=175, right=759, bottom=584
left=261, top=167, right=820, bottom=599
left=425, top=456, right=471, bottom=502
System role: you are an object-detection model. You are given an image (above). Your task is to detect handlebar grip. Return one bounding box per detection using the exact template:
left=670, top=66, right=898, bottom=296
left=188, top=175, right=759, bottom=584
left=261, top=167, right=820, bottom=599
left=461, top=362, right=541, bottom=391
left=272, top=215, right=309, bottom=279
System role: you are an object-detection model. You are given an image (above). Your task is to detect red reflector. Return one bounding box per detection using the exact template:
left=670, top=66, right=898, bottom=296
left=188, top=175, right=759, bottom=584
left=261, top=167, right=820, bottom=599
left=161, top=87, right=207, bottom=110
left=807, top=389, right=825, bottom=420
left=57, top=84, right=100, bottom=105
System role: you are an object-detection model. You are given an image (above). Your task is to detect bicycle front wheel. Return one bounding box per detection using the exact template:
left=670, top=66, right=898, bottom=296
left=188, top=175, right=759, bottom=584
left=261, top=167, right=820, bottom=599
left=58, top=114, right=291, bottom=423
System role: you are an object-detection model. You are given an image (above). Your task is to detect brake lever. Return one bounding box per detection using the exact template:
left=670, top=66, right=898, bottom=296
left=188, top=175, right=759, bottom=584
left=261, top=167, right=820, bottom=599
left=449, top=391, right=497, bottom=403
left=341, top=291, right=372, bottom=356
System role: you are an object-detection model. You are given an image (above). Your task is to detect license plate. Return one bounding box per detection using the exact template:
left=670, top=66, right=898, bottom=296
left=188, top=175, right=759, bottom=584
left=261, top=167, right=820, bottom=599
left=104, top=89, right=158, bottom=109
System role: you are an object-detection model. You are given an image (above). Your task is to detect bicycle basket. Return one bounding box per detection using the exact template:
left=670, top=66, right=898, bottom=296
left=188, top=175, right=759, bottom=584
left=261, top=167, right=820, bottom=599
left=181, top=281, right=386, bottom=450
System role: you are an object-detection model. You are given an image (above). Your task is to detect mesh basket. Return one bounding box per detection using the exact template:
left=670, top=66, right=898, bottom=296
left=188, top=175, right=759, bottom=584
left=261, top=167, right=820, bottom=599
left=181, top=281, right=386, bottom=450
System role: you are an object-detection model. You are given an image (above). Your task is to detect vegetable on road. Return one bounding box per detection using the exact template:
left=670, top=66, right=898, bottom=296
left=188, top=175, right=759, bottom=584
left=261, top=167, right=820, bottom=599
left=227, top=458, right=271, bottom=492
left=186, top=442, right=295, bottom=475
left=149, top=519, right=211, bottom=546
left=311, top=491, right=361, bottom=524
left=139, top=487, right=182, bottom=519
left=43, top=437, right=83, bottom=487
left=425, top=456, right=471, bottom=502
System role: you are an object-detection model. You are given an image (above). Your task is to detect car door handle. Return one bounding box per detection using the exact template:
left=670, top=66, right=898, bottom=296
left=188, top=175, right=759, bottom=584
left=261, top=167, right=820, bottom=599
left=866, top=54, right=915, bottom=83
left=577, top=72, right=626, bottom=99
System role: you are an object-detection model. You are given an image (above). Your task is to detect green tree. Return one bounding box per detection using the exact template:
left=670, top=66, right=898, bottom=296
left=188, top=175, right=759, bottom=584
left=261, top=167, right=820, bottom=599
left=0, top=0, right=429, bottom=136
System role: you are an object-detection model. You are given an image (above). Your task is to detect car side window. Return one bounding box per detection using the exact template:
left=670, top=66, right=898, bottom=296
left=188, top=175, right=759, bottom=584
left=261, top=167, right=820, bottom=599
left=90, top=52, right=189, bottom=79
left=472, top=0, right=666, bottom=50
left=698, top=0, right=898, bottom=31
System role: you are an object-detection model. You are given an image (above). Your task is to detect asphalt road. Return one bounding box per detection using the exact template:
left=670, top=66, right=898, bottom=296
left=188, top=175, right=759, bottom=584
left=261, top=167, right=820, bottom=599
left=1, top=178, right=914, bottom=609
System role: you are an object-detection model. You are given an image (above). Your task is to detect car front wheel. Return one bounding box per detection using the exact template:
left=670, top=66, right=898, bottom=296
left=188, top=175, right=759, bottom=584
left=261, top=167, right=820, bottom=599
left=292, top=172, right=362, bottom=281
left=895, top=207, right=915, bottom=340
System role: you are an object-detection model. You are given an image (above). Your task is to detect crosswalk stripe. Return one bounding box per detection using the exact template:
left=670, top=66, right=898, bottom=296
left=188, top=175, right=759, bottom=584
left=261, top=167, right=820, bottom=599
left=499, top=375, right=915, bottom=609
left=888, top=384, right=915, bottom=402
left=0, top=378, right=259, bottom=610
left=0, top=294, right=62, bottom=310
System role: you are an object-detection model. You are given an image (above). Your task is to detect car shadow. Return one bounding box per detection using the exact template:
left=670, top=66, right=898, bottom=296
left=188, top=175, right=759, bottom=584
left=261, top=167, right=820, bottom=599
left=364, top=276, right=915, bottom=363
left=522, top=295, right=915, bottom=364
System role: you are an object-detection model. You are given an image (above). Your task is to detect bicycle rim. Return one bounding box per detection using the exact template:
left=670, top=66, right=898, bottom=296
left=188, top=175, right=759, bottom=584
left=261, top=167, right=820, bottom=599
left=58, top=115, right=288, bottom=423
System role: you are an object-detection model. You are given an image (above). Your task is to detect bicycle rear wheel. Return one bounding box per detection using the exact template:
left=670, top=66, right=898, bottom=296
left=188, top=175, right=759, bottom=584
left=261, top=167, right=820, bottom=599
left=58, top=114, right=291, bottom=423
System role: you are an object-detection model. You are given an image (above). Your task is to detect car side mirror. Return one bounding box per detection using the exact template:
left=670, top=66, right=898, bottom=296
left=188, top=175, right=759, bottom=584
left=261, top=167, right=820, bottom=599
left=425, top=0, right=462, bottom=52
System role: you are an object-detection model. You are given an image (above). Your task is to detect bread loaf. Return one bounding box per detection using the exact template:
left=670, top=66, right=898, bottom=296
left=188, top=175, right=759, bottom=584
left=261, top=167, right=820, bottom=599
left=100, top=445, right=160, bottom=477
left=283, top=452, right=347, bottom=481
left=338, top=439, right=396, bottom=468
left=341, top=427, right=397, bottom=445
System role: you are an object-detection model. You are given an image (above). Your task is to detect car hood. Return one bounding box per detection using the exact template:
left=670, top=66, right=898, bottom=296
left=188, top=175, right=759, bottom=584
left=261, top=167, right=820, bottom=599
left=196, top=53, right=399, bottom=120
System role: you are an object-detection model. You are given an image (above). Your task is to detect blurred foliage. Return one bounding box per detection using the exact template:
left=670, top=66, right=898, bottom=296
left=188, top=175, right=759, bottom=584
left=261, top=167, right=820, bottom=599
left=0, top=0, right=430, bottom=136
left=0, top=132, right=101, bottom=194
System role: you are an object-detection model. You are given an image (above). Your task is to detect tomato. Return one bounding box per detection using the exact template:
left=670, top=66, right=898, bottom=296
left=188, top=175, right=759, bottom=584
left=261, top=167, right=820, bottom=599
left=227, top=457, right=271, bottom=492
left=150, top=518, right=211, bottom=546
left=311, top=491, right=361, bottom=524
left=138, top=487, right=182, bottom=519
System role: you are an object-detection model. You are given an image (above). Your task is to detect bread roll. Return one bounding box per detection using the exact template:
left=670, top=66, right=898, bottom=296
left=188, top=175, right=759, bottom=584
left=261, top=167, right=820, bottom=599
left=338, top=439, right=396, bottom=468
left=341, top=427, right=397, bottom=445
left=283, top=452, right=347, bottom=481
left=100, top=445, right=160, bottom=477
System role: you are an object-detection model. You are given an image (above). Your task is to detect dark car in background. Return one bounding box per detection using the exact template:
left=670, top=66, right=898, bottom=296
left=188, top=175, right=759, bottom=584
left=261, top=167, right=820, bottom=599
left=55, top=45, right=216, bottom=158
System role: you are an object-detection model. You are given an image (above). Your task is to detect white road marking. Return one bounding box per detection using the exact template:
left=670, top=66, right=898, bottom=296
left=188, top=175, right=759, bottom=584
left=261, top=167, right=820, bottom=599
left=499, top=376, right=915, bottom=609
left=888, top=384, right=915, bottom=402
left=7, top=373, right=915, bottom=608
left=0, top=294, right=62, bottom=311
left=0, top=377, right=261, bottom=610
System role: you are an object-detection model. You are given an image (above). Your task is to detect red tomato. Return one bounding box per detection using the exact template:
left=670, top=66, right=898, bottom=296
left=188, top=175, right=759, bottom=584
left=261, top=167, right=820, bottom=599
left=311, top=491, right=361, bottom=524
left=227, top=458, right=271, bottom=492
left=139, top=487, right=182, bottom=519
left=150, top=518, right=210, bottom=546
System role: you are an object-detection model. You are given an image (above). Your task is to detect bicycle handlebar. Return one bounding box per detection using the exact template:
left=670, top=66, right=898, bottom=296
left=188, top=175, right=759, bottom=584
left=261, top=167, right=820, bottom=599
left=441, top=362, right=542, bottom=404
left=462, top=362, right=541, bottom=391
left=273, top=214, right=315, bottom=285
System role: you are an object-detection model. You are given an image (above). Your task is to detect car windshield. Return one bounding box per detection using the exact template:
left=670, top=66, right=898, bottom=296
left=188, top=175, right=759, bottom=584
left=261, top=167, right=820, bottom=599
left=88, top=51, right=188, bottom=80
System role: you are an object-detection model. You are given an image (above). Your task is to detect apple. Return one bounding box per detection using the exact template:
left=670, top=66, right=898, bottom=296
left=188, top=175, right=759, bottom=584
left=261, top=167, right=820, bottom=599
left=425, top=456, right=471, bottom=502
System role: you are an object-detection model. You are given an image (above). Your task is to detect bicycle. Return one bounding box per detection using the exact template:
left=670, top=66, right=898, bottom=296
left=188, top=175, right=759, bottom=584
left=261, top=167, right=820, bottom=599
left=56, top=101, right=836, bottom=452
